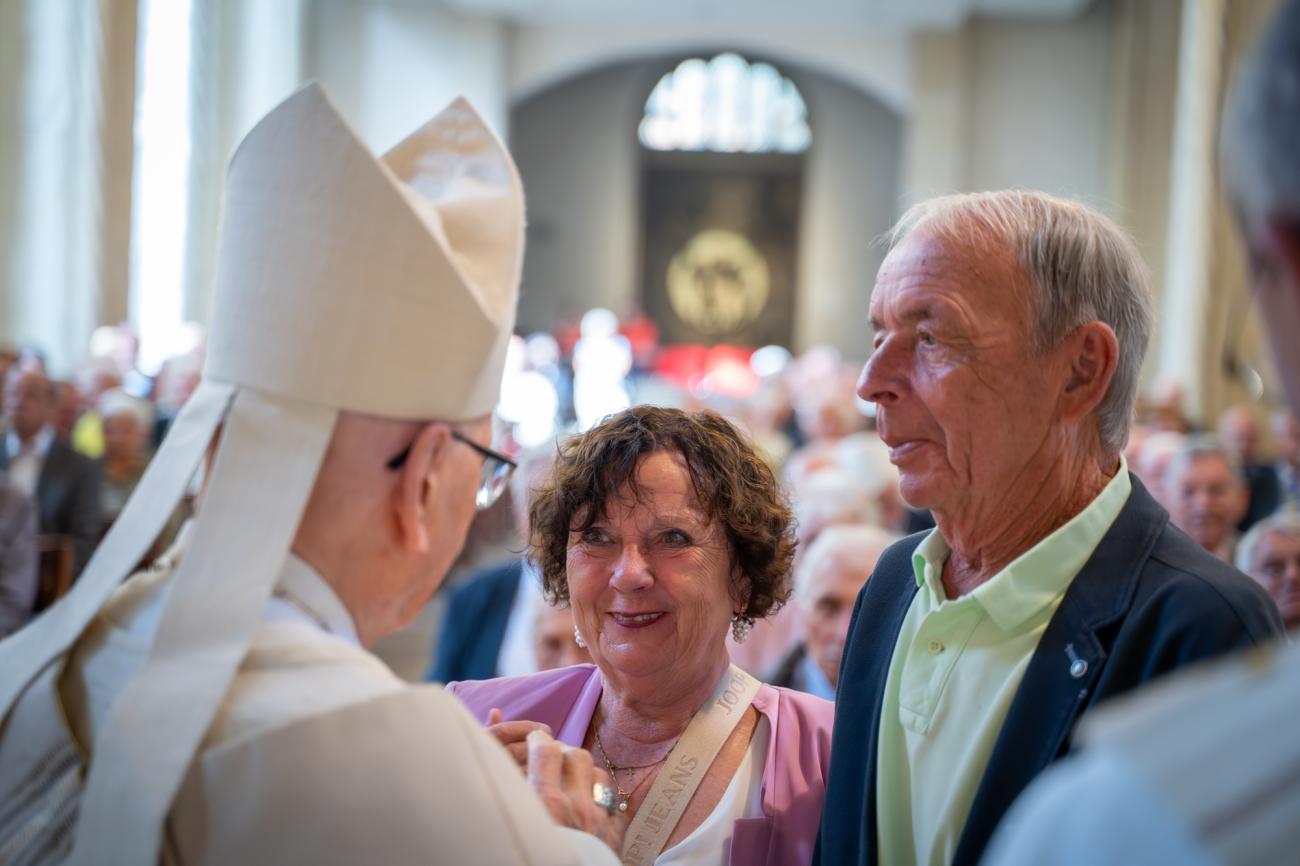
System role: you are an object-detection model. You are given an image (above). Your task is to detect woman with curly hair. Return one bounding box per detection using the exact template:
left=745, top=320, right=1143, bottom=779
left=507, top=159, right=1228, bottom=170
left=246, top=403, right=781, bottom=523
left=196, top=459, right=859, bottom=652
left=448, top=406, right=833, bottom=865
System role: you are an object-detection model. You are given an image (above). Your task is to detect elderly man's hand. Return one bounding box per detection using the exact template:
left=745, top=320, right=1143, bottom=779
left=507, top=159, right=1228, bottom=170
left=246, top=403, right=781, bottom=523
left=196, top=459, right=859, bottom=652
left=486, top=707, right=552, bottom=771
left=526, top=729, right=629, bottom=854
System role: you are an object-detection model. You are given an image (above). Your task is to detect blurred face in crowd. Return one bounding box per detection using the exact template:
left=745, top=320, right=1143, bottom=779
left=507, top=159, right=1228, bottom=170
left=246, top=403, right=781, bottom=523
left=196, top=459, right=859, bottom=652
left=1244, top=529, right=1300, bottom=629
left=52, top=382, right=81, bottom=441
left=798, top=530, right=886, bottom=688
left=858, top=228, right=1088, bottom=521
left=533, top=604, right=591, bottom=671
left=1165, top=453, right=1247, bottom=556
left=3, top=369, right=55, bottom=440
left=565, top=450, right=739, bottom=686
left=103, top=411, right=147, bottom=466
left=1218, top=406, right=1261, bottom=465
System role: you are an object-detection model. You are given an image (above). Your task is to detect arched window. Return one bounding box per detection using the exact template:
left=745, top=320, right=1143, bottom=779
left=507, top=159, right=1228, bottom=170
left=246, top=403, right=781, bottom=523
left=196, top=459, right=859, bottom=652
left=638, top=53, right=811, bottom=154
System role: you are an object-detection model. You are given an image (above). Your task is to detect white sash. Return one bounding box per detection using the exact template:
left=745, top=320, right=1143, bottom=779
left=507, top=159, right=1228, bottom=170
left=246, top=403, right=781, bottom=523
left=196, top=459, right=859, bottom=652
left=619, top=664, right=761, bottom=866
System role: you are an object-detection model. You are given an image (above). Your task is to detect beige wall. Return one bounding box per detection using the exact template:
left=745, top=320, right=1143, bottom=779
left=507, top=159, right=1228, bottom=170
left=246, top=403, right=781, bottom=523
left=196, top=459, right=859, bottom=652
left=304, top=1, right=509, bottom=148
left=509, top=58, right=903, bottom=358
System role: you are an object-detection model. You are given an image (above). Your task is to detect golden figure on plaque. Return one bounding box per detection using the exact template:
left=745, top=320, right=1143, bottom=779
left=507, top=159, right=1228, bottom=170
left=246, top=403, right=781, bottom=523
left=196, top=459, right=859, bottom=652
left=666, top=229, right=770, bottom=336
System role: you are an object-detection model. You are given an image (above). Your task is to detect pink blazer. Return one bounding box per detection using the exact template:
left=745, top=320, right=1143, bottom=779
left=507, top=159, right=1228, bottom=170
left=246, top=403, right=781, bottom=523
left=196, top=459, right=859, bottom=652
left=448, top=664, right=833, bottom=866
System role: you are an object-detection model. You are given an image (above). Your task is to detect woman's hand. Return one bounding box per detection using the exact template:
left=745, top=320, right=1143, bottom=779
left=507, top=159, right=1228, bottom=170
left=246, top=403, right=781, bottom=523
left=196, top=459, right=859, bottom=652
left=486, top=707, right=553, bottom=771
left=526, top=728, right=629, bottom=854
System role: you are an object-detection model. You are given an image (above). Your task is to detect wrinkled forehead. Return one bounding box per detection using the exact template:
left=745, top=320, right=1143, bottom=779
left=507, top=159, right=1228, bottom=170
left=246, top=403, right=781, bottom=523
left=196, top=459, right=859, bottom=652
left=871, top=227, right=1031, bottom=325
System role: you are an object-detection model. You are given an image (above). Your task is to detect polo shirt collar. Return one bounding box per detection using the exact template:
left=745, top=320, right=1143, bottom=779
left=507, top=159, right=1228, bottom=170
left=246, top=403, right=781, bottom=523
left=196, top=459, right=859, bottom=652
left=910, top=458, right=1133, bottom=633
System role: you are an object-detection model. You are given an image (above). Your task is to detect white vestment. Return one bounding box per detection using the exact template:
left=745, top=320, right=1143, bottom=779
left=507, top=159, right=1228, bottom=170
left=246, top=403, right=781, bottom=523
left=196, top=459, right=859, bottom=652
left=0, top=541, right=616, bottom=866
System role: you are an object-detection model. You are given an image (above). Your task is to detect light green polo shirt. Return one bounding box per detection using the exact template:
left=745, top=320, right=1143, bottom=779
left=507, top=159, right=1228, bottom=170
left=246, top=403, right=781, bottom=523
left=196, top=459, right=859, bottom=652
left=876, top=461, right=1132, bottom=866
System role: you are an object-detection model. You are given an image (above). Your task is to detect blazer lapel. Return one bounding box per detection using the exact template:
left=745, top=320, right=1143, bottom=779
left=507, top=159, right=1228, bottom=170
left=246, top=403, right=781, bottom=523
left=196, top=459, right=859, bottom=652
left=822, top=533, right=924, bottom=865
left=952, top=475, right=1167, bottom=865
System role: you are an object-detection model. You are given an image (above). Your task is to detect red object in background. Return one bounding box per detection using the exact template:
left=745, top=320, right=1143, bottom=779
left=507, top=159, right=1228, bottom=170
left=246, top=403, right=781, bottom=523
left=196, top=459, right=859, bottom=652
left=619, top=312, right=660, bottom=369
left=654, top=344, right=759, bottom=397
left=553, top=317, right=581, bottom=360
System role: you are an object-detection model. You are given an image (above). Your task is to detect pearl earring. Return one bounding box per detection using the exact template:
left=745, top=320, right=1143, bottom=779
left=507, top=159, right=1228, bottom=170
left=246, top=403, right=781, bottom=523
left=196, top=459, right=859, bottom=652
left=731, top=607, right=752, bottom=643
left=574, top=626, right=587, bottom=648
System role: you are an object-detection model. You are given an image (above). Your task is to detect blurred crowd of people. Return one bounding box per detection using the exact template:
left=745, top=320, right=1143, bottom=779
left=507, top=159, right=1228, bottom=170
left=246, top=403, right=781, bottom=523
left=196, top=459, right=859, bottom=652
left=431, top=306, right=1300, bottom=688
left=4, top=306, right=1298, bottom=671
left=0, top=324, right=200, bottom=637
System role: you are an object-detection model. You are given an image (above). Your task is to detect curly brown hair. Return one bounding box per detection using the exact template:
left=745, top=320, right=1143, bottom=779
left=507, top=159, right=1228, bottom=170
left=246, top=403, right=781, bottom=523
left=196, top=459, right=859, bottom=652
left=528, top=406, right=796, bottom=621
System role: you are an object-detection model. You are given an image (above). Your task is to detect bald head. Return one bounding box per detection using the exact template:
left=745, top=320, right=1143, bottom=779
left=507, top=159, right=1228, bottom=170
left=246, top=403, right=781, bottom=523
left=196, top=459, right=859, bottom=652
left=290, top=410, right=493, bottom=646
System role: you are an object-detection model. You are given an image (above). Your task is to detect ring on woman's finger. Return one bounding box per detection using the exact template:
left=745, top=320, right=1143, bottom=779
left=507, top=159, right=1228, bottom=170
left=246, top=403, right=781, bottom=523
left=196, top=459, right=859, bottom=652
left=592, top=782, right=618, bottom=816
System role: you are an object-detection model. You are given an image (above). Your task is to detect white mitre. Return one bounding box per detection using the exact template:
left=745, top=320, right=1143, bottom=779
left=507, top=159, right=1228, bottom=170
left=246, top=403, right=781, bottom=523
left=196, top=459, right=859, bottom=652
left=0, top=83, right=523, bottom=865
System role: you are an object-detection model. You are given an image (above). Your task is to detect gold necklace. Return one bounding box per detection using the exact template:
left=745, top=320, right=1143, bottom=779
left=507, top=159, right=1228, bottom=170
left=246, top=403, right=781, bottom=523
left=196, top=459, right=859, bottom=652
left=593, top=728, right=671, bottom=813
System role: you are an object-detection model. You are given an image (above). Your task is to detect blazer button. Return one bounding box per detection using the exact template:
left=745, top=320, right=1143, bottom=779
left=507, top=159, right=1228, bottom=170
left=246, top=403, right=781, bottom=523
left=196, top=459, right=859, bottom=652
left=1069, top=658, right=1089, bottom=679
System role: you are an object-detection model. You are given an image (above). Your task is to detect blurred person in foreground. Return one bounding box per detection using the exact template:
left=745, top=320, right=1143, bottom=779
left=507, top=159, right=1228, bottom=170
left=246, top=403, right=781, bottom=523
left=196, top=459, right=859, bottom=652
left=1236, top=512, right=1300, bottom=630
left=1163, top=437, right=1249, bottom=562
left=0, top=473, right=38, bottom=638
left=816, top=190, right=1281, bottom=866
left=766, top=524, right=897, bottom=699
left=449, top=406, right=834, bottom=866
left=429, top=442, right=556, bottom=683
left=1, top=367, right=102, bottom=576
left=985, top=4, right=1300, bottom=863
left=0, top=85, right=624, bottom=865
left=1219, top=404, right=1281, bottom=529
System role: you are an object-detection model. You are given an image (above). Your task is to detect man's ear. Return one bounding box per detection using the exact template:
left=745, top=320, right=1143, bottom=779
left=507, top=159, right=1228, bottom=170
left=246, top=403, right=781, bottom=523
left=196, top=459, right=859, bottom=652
left=393, top=422, right=450, bottom=555
left=1060, top=321, right=1120, bottom=422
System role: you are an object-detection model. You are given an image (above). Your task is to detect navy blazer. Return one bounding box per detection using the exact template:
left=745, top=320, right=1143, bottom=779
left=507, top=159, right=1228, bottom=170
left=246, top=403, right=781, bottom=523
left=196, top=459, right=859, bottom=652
left=427, top=558, right=522, bottom=683
left=816, top=475, right=1284, bottom=866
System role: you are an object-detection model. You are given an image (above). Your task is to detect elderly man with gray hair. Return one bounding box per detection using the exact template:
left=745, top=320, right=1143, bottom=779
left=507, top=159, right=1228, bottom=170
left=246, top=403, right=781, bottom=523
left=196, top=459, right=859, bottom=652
left=766, top=523, right=897, bottom=699
left=1236, top=512, right=1300, bottom=630
left=816, top=190, right=1281, bottom=866
left=981, top=4, right=1300, bottom=863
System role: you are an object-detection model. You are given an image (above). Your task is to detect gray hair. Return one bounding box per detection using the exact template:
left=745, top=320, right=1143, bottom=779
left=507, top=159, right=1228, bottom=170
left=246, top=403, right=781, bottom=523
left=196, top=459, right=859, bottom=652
left=1222, top=0, right=1300, bottom=224
left=887, top=190, right=1154, bottom=453
left=1165, top=435, right=1244, bottom=494
left=794, top=523, right=899, bottom=603
left=1236, top=511, right=1300, bottom=573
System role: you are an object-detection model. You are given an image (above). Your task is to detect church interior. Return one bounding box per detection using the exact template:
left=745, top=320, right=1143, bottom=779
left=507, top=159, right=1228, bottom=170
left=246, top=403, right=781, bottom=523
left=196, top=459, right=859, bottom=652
left=1, top=1, right=1298, bottom=861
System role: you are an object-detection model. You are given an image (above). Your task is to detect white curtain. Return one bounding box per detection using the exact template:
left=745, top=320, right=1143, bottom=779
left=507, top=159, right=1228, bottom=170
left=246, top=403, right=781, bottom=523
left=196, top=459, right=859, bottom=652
left=0, top=0, right=137, bottom=375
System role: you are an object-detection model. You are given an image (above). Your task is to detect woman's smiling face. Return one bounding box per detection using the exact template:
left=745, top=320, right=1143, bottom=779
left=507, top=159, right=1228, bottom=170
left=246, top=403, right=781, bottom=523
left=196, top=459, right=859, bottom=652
left=565, top=449, right=740, bottom=683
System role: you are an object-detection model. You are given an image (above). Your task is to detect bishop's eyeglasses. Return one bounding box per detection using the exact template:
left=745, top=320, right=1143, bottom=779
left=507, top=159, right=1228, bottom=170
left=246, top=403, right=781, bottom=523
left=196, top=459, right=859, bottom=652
left=386, top=430, right=517, bottom=510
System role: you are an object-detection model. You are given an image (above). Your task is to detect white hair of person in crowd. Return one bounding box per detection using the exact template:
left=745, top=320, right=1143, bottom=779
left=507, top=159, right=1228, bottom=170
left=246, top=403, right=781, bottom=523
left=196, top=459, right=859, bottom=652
left=1132, top=429, right=1187, bottom=509
left=831, top=431, right=908, bottom=533
left=97, top=388, right=154, bottom=433
left=1235, top=510, right=1300, bottom=630
left=786, top=523, right=899, bottom=695
left=729, top=466, right=883, bottom=679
